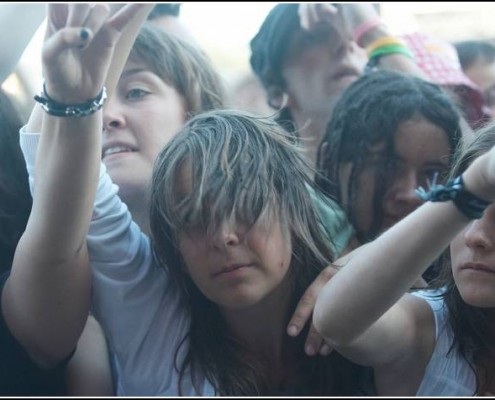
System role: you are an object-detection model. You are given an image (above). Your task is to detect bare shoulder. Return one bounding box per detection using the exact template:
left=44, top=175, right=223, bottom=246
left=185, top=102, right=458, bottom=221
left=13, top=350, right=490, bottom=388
left=374, top=293, right=436, bottom=396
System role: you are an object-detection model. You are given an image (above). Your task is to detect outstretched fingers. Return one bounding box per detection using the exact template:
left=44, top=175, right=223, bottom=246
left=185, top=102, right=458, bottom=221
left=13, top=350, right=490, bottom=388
left=66, top=3, right=92, bottom=28
left=298, top=3, right=338, bottom=31
left=107, top=3, right=154, bottom=33
left=42, top=27, right=93, bottom=63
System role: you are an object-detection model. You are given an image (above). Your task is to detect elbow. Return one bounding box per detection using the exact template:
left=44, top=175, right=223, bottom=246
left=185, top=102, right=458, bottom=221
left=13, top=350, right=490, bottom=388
left=313, top=297, right=357, bottom=348
left=27, top=346, right=75, bottom=370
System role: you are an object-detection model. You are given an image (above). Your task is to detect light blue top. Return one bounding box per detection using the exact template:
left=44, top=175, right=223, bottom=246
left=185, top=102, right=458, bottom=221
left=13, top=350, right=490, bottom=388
left=413, top=290, right=476, bottom=396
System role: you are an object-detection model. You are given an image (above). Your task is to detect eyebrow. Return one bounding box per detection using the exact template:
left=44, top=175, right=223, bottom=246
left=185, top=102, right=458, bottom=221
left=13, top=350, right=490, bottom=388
left=394, top=154, right=450, bottom=167
left=120, top=68, right=149, bottom=79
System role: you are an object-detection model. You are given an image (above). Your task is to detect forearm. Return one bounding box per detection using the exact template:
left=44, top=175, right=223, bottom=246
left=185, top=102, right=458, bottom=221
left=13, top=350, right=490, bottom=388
left=30, top=114, right=101, bottom=254
left=314, top=199, right=467, bottom=346
left=4, top=112, right=101, bottom=365
left=313, top=149, right=495, bottom=345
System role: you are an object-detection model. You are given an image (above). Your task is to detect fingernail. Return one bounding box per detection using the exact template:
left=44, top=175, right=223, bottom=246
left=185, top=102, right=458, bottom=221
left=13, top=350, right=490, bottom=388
left=80, top=29, right=89, bottom=40
left=320, top=344, right=332, bottom=356
left=305, top=344, right=316, bottom=356
left=287, top=325, right=298, bottom=336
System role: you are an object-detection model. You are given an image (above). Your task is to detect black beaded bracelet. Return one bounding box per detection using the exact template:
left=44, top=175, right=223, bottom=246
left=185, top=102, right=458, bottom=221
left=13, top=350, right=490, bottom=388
left=415, top=175, right=491, bottom=219
left=34, top=82, right=107, bottom=117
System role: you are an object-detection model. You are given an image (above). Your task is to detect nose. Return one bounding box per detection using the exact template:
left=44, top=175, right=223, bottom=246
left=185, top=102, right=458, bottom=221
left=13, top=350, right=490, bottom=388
left=384, top=171, right=423, bottom=217
left=331, top=34, right=354, bottom=58
left=211, top=219, right=242, bottom=249
left=464, top=214, right=495, bottom=252
left=330, top=31, right=366, bottom=61
left=102, top=96, right=125, bottom=133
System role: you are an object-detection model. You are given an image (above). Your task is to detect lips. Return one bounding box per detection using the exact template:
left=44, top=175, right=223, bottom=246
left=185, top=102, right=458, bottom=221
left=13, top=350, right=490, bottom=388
left=213, top=263, right=253, bottom=277
left=331, top=67, right=360, bottom=81
left=460, top=262, right=495, bottom=274
left=102, top=143, right=137, bottom=159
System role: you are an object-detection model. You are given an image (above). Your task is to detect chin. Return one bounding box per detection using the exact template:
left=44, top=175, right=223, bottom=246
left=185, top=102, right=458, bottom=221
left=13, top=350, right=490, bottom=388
left=214, top=293, right=262, bottom=310
left=459, top=287, right=495, bottom=308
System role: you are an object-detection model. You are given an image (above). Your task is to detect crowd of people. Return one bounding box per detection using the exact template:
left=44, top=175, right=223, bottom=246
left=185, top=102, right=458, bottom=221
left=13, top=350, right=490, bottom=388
left=2, top=2, right=495, bottom=396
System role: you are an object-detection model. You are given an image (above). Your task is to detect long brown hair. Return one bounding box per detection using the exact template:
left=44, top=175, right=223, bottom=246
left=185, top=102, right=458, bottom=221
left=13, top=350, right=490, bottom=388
left=150, top=109, right=368, bottom=395
left=129, top=23, right=225, bottom=116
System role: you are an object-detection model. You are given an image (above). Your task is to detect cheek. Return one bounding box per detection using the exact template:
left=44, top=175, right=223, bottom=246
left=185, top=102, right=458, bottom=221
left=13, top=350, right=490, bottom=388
left=144, top=99, right=186, bottom=138
left=142, top=121, right=184, bottom=163
left=278, top=236, right=293, bottom=271
left=279, top=254, right=291, bottom=271
left=354, top=173, right=375, bottom=215
left=449, top=232, right=465, bottom=267
left=178, top=236, right=201, bottom=270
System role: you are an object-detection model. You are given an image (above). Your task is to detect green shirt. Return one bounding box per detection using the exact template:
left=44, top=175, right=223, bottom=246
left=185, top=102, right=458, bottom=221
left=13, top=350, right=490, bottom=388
left=309, top=186, right=354, bottom=258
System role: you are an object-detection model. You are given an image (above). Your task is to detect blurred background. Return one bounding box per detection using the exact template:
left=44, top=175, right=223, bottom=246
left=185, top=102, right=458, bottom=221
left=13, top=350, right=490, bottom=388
left=3, top=2, right=495, bottom=119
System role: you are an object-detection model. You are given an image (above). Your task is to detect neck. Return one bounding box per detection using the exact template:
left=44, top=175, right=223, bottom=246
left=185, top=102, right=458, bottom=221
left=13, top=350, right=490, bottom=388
left=221, top=278, right=293, bottom=363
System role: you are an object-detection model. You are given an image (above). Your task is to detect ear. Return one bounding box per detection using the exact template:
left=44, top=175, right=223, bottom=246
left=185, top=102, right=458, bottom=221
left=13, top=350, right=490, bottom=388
left=268, top=87, right=290, bottom=110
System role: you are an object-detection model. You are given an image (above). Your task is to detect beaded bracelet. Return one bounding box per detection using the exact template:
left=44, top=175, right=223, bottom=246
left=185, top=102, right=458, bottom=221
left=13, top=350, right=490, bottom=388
left=34, top=82, right=107, bottom=117
left=366, top=36, right=407, bottom=57
left=369, top=44, right=415, bottom=60
left=415, top=175, right=491, bottom=220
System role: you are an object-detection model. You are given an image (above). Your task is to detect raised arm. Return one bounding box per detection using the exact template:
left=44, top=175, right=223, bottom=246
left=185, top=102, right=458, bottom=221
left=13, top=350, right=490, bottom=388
left=313, top=145, right=495, bottom=368
left=2, top=3, right=151, bottom=367
left=298, top=3, right=427, bottom=78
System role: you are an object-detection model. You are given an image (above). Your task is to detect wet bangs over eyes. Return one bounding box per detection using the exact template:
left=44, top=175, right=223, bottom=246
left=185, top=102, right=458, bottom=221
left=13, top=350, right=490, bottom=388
left=151, top=109, right=321, bottom=240
left=169, top=154, right=275, bottom=235
left=153, top=111, right=307, bottom=235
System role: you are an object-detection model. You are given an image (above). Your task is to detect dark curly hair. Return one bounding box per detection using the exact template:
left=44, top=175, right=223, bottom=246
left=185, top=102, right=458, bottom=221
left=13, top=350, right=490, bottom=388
left=315, top=70, right=462, bottom=244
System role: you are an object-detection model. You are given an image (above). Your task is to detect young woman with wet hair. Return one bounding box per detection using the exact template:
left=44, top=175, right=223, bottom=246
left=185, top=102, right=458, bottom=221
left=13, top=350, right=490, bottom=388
left=316, top=70, right=462, bottom=245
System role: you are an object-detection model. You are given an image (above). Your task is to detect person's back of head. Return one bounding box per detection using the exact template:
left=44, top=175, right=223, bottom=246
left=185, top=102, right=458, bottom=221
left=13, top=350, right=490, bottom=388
left=0, top=89, right=31, bottom=271
left=129, top=23, right=225, bottom=116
